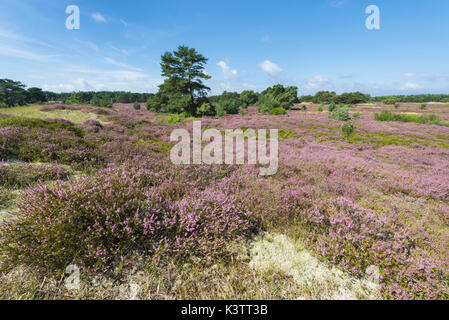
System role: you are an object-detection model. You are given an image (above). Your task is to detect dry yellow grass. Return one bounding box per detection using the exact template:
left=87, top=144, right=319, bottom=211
left=0, top=105, right=106, bottom=124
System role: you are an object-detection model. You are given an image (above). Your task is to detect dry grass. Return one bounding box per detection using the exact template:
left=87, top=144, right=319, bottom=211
left=0, top=105, right=107, bottom=124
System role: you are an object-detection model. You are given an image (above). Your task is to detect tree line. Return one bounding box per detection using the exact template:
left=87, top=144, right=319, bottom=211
left=2, top=46, right=449, bottom=113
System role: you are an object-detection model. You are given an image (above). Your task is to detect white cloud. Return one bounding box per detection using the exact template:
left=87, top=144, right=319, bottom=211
left=400, top=83, right=422, bottom=90
left=258, top=60, right=283, bottom=77
left=306, top=75, right=330, bottom=90
left=91, top=13, right=106, bottom=23
left=0, top=44, right=55, bottom=61
left=104, top=57, right=143, bottom=71
left=217, top=60, right=238, bottom=80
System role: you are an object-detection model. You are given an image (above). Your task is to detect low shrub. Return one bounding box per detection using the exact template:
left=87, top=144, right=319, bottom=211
left=167, top=114, right=181, bottom=124
left=374, top=110, right=448, bottom=126
left=269, top=107, right=286, bottom=115
left=317, top=105, right=324, bottom=112
left=328, top=102, right=337, bottom=112
left=340, top=121, right=355, bottom=139
left=420, top=103, right=427, bottom=110
left=0, top=126, right=99, bottom=168
left=353, top=112, right=361, bottom=119
left=133, top=102, right=141, bottom=110
left=0, top=166, right=256, bottom=274
left=0, top=163, right=72, bottom=188
left=0, top=117, right=83, bottom=137
left=0, top=187, right=13, bottom=210
left=329, top=106, right=350, bottom=121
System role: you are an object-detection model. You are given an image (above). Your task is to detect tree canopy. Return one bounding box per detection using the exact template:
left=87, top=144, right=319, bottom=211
left=148, top=45, right=211, bottom=115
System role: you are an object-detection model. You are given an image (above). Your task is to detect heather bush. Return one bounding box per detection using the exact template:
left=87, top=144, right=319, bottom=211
left=0, top=187, right=13, bottom=210
left=0, top=126, right=99, bottom=168
left=0, top=166, right=256, bottom=274
left=0, top=117, right=83, bottom=137
left=0, top=163, right=72, bottom=188
left=82, top=119, right=103, bottom=133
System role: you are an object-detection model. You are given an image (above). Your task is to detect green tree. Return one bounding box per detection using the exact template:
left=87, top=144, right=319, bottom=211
left=0, top=79, right=27, bottom=107
left=239, top=90, right=259, bottom=107
left=26, top=87, right=47, bottom=104
left=152, top=45, right=211, bottom=114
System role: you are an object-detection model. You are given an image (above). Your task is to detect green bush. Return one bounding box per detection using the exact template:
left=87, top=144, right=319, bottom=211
left=215, top=104, right=225, bottom=117
left=133, top=102, right=141, bottom=110
left=352, top=112, right=361, bottom=119
left=257, top=94, right=281, bottom=113
left=383, top=98, right=397, bottom=105
left=420, top=103, right=427, bottom=110
left=167, top=114, right=181, bottom=124
left=340, top=121, right=355, bottom=139
left=269, top=107, right=286, bottom=115
left=374, top=110, right=448, bottom=126
left=197, top=102, right=212, bottom=116
left=317, top=105, right=324, bottom=112
left=328, top=102, right=337, bottom=112
left=218, top=99, right=240, bottom=115
left=329, top=106, right=350, bottom=121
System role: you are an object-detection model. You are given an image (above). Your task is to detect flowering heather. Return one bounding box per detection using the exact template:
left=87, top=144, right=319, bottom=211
left=0, top=162, right=72, bottom=188
left=0, top=166, right=255, bottom=274
left=1, top=102, right=449, bottom=299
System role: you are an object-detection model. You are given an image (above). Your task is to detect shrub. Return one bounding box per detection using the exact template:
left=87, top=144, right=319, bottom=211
left=394, top=103, right=400, bottom=109
left=382, top=98, right=397, bottom=105
left=0, top=187, right=13, bottom=210
left=0, top=167, right=256, bottom=274
left=340, top=121, right=355, bottom=139
left=167, top=114, right=181, bottom=124
left=317, top=105, right=324, bottom=112
left=257, top=94, right=281, bottom=113
left=374, top=110, right=448, bottom=126
left=215, top=104, right=225, bottom=117
left=133, top=102, right=141, bottom=110
left=420, top=103, right=427, bottom=110
left=328, top=102, right=337, bottom=112
left=353, top=112, right=361, bottom=118
left=269, top=107, right=286, bottom=115
left=218, top=99, right=240, bottom=115
left=197, top=102, right=212, bottom=116
left=0, top=163, right=72, bottom=188
left=0, top=126, right=98, bottom=168
left=0, top=117, right=82, bottom=137
left=329, top=106, right=350, bottom=121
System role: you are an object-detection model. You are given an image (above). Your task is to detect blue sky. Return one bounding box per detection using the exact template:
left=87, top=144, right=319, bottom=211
left=1, top=0, right=448, bottom=96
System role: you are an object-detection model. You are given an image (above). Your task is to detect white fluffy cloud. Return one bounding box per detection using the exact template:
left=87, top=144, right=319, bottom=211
left=400, top=82, right=422, bottom=90
left=91, top=13, right=106, bottom=23
left=258, top=60, right=282, bottom=77
left=217, top=60, right=238, bottom=80
left=306, top=75, right=330, bottom=90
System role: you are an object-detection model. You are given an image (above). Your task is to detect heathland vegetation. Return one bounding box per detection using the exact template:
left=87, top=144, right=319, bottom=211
left=1, top=46, right=449, bottom=300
